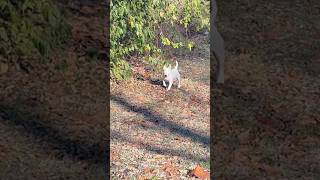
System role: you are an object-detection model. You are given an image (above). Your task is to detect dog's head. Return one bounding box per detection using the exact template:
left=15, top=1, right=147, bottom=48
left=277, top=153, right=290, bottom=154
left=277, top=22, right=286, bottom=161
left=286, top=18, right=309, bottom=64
left=163, top=64, right=171, bottom=77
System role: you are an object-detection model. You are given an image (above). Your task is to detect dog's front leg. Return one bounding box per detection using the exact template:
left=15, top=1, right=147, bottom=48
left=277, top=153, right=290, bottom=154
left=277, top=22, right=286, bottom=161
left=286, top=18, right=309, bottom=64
left=177, top=77, right=181, bottom=88
left=163, top=80, right=167, bottom=87
left=167, top=81, right=173, bottom=91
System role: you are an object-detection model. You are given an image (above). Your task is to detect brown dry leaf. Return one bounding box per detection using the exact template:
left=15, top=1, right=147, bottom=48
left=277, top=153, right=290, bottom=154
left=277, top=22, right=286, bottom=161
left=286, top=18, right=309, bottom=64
left=256, top=115, right=279, bottom=133
left=137, top=168, right=156, bottom=180
left=137, top=175, right=149, bottom=180
left=300, top=116, right=318, bottom=125
left=190, top=95, right=202, bottom=104
left=188, top=165, right=209, bottom=180
left=143, top=167, right=152, bottom=174
left=161, top=161, right=179, bottom=177
left=262, top=30, right=282, bottom=40
left=136, top=95, right=147, bottom=103
left=128, top=143, right=140, bottom=148
left=256, top=163, right=282, bottom=177
left=110, top=149, right=119, bottom=161
left=131, top=66, right=151, bottom=80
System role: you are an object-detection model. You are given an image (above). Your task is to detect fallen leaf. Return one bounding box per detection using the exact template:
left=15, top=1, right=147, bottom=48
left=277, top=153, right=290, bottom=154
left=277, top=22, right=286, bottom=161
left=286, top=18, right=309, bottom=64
left=143, top=167, right=152, bottom=174
left=256, top=163, right=282, bottom=177
left=188, top=165, right=209, bottom=179
left=137, top=175, right=149, bottom=180
left=153, top=155, right=165, bottom=161
left=161, top=161, right=179, bottom=177
left=256, top=115, right=282, bottom=133
left=137, top=167, right=157, bottom=180
left=110, top=149, right=119, bottom=161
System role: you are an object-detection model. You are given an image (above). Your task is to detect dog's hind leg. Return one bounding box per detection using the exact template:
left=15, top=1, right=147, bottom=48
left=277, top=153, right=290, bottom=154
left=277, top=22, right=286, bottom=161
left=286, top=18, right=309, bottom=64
left=167, top=81, right=173, bottom=91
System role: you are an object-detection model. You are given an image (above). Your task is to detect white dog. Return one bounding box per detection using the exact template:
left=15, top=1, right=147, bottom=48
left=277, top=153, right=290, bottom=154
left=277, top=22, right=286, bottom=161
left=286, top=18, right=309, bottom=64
left=163, top=61, right=181, bottom=91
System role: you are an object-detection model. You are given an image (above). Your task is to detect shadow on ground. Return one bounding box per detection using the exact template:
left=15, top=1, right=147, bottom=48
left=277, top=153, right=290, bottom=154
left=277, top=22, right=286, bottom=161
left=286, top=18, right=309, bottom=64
left=111, top=95, right=209, bottom=146
left=0, top=104, right=106, bottom=165
left=212, top=0, right=320, bottom=178
left=111, top=130, right=208, bottom=163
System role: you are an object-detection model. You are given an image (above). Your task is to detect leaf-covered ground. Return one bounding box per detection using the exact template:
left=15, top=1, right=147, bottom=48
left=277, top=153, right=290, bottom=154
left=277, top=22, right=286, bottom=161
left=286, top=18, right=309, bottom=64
left=0, top=1, right=108, bottom=179
left=111, top=34, right=211, bottom=179
left=212, top=0, right=320, bottom=179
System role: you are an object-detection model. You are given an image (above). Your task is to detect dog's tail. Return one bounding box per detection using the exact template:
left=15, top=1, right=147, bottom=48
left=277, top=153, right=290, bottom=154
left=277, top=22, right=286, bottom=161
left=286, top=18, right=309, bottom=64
left=174, top=60, right=178, bottom=69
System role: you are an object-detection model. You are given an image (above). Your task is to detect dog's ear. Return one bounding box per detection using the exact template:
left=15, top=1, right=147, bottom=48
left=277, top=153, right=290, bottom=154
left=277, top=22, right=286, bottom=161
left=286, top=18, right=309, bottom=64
left=168, top=64, right=172, bottom=69
left=163, top=65, right=167, bottom=70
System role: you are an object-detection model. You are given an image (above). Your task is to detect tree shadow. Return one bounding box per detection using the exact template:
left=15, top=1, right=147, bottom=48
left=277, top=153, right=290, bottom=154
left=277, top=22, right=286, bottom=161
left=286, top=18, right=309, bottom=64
left=110, top=95, right=209, bottom=146
left=111, top=131, right=208, bottom=163
left=0, top=104, right=107, bottom=165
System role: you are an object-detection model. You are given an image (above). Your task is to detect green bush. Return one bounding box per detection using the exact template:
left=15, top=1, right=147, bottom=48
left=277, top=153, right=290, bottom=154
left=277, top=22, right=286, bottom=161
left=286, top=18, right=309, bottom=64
left=111, top=0, right=210, bottom=80
left=0, top=0, right=70, bottom=59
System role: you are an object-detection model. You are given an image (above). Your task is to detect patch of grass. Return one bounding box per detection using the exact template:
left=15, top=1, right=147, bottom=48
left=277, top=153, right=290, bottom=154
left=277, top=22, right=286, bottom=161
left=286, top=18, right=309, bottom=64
left=0, top=0, right=70, bottom=59
left=200, top=161, right=210, bottom=170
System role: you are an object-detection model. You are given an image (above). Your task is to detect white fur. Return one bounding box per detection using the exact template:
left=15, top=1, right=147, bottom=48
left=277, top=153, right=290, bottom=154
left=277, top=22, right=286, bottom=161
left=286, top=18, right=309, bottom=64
left=163, top=61, right=181, bottom=91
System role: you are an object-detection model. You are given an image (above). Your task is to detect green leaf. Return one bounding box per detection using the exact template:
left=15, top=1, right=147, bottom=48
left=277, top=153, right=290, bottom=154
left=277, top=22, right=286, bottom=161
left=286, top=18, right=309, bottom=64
left=0, top=0, right=8, bottom=10
left=0, top=27, right=8, bottom=41
left=187, top=42, right=194, bottom=51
